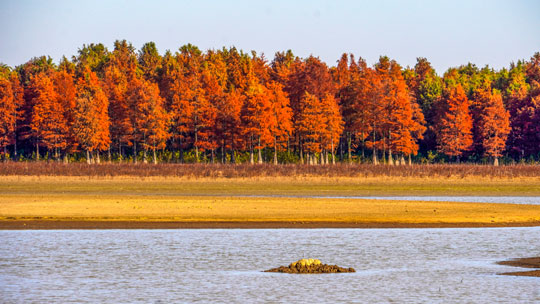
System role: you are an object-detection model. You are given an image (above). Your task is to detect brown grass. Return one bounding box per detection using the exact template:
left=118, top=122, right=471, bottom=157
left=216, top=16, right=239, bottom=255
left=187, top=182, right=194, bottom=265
left=1, top=162, right=540, bottom=178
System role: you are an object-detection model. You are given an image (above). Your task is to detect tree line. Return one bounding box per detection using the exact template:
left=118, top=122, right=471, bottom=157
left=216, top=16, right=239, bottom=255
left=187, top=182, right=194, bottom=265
left=0, top=40, right=539, bottom=165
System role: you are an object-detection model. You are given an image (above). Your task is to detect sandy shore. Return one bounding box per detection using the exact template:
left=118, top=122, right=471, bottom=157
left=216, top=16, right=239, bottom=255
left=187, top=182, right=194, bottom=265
left=2, top=220, right=540, bottom=230
left=498, top=257, right=540, bottom=277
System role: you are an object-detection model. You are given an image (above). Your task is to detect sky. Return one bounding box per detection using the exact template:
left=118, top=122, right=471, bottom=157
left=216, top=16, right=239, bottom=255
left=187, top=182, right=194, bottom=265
left=1, top=0, right=539, bottom=73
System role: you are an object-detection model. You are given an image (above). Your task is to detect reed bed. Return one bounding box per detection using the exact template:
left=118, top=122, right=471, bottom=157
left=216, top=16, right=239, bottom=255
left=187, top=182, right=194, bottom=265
left=0, top=162, right=539, bottom=178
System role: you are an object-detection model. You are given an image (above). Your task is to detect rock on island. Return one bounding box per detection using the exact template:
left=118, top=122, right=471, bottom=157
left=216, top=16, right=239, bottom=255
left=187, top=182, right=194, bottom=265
left=264, top=259, right=355, bottom=274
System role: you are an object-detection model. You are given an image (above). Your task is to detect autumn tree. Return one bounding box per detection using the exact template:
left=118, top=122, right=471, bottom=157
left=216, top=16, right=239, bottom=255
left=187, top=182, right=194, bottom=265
left=0, top=77, right=16, bottom=160
left=333, top=53, right=362, bottom=162
left=270, top=50, right=296, bottom=85
left=29, top=73, right=69, bottom=159
left=473, top=86, right=510, bottom=165
left=319, top=94, right=344, bottom=164
left=267, top=81, right=293, bottom=164
left=103, top=40, right=138, bottom=160
left=161, top=44, right=205, bottom=162
left=73, top=67, right=111, bottom=164
left=126, top=77, right=170, bottom=164
left=241, top=83, right=273, bottom=164
left=296, top=92, right=324, bottom=164
left=435, top=84, right=473, bottom=161
left=53, top=69, right=77, bottom=159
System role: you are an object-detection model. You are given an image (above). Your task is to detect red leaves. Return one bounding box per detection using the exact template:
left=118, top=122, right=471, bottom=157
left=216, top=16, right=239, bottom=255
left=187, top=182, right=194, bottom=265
left=435, top=84, right=473, bottom=157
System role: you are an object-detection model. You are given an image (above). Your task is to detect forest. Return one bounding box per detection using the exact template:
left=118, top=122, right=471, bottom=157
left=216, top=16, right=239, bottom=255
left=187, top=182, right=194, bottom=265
left=0, top=40, right=539, bottom=165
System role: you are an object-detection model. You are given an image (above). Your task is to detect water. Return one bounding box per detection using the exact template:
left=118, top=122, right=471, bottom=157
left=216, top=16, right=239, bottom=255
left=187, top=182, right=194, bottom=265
left=1, top=228, right=539, bottom=303
left=229, top=195, right=540, bottom=205
left=332, top=196, right=540, bottom=205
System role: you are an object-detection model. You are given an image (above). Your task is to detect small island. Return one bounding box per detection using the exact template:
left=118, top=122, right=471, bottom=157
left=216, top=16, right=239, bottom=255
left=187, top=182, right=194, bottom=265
left=264, top=259, right=355, bottom=274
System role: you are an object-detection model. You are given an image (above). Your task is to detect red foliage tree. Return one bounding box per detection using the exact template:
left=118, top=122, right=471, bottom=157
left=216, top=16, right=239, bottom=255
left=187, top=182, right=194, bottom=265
left=267, top=81, right=293, bottom=164
left=53, top=69, right=77, bottom=158
left=29, top=73, right=68, bottom=159
left=73, top=67, right=111, bottom=163
left=127, top=77, right=170, bottom=164
left=435, top=84, right=473, bottom=160
left=0, top=78, right=16, bottom=159
left=241, top=83, right=273, bottom=164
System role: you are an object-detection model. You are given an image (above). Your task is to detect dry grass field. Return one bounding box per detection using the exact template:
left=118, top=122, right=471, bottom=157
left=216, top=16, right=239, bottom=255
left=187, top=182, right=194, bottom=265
left=1, top=163, right=540, bottom=228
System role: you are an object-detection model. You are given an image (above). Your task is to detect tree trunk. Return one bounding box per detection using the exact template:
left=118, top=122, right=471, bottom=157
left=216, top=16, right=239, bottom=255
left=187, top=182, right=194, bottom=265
left=211, top=149, right=215, bottom=164
left=179, top=146, right=184, bottom=164
left=36, top=142, right=39, bottom=161
left=361, top=132, right=365, bottom=159
left=300, top=148, right=304, bottom=164
left=347, top=133, right=352, bottom=164
left=388, top=149, right=394, bottom=165
left=86, top=150, right=91, bottom=164
left=108, top=147, right=112, bottom=163
left=221, top=142, right=225, bottom=164
left=119, top=143, right=123, bottom=162
left=258, top=137, right=263, bottom=164
left=408, top=154, right=412, bottom=165
left=195, top=130, right=199, bottom=162
left=133, top=141, right=137, bottom=164
left=494, top=157, right=499, bottom=166
left=96, top=151, right=101, bottom=164
left=372, top=149, right=378, bottom=165
left=325, top=150, right=329, bottom=165
left=13, top=129, right=17, bottom=159
left=331, top=141, right=335, bottom=165
left=273, top=136, right=278, bottom=165
left=153, top=148, right=157, bottom=164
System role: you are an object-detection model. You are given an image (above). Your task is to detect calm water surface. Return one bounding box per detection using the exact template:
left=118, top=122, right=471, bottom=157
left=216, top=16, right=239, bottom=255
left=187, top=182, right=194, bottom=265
left=237, top=195, right=540, bottom=205
left=1, top=228, right=539, bottom=303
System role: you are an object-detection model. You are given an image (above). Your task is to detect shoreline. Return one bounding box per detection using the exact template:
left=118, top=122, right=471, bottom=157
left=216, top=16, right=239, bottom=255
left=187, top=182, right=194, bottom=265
left=2, top=220, right=540, bottom=230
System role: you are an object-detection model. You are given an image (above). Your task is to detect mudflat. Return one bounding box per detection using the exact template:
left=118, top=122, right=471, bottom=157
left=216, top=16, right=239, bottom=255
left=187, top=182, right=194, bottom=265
left=1, top=176, right=540, bottom=229
left=498, top=257, right=540, bottom=277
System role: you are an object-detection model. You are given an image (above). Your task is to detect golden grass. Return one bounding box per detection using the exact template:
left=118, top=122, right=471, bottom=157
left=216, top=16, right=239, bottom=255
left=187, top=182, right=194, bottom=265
left=1, top=194, right=540, bottom=225
left=1, top=175, right=539, bottom=226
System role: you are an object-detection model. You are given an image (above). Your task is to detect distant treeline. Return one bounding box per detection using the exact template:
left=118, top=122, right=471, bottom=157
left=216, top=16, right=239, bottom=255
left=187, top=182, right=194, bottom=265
left=0, top=40, right=539, bottom=165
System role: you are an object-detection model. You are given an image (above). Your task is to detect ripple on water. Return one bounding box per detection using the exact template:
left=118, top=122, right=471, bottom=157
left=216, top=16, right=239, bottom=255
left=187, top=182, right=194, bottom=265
left=0, top=228, right=539, bottom=303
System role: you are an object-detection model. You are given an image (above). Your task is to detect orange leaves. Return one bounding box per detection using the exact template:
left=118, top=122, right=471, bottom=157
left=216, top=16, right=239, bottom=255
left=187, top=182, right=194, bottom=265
left=473, top=85, right=510, bottom=158
left=73, top=67, right=110, bottom=153
left=29, top=73, right=69, bottom=153
left=127, top=77, right=170, bottom=153
left=296, top=92, right=342, bottom=154
left=0, top=78, right=16, bottom=151
left=241, top=83, right=274, bottom=148
left=435, top=84, right=473, bottom=157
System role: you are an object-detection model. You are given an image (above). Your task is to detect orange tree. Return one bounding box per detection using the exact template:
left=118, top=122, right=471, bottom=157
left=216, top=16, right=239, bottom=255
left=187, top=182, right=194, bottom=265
left=435, top=84, right=473, bottom=161
left=73, top=67, right=110, bottom=163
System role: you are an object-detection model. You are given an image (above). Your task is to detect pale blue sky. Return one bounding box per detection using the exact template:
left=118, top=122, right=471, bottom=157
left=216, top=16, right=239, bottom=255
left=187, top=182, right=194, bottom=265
left=1, top=0, right=539, bottom=73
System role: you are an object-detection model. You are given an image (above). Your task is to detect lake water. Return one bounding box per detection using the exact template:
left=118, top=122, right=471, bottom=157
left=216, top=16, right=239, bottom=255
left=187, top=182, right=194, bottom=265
left=1, top=228, right=539, bottom=303
left=333, top=196, right=540, bottom=205
left=236, top=195, right=540, bottom=205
